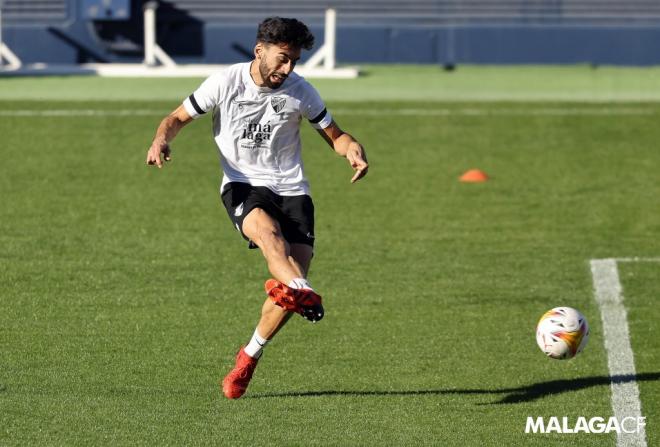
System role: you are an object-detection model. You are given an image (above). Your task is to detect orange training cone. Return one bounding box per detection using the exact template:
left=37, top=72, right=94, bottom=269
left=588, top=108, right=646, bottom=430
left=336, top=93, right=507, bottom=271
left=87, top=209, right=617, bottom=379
left=459, top=169, right=489, bottom=183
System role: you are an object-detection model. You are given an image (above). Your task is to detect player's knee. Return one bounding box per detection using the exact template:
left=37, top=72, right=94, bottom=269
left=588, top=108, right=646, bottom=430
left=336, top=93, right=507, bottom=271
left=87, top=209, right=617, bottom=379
left=257, top=226, right=286, bottom=254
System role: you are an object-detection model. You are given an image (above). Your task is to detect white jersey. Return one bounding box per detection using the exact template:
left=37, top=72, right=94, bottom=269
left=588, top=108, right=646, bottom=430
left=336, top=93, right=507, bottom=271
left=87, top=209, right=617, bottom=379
left=182, top=62, right=333, bottom=196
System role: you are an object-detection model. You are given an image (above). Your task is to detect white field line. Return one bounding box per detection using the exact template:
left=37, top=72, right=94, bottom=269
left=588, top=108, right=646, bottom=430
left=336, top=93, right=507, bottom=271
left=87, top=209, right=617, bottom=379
left=0, top=109, right=165, bottom=117
left=0, top=107, right=655, bottom=118
left=333, top=107, right=656, bottom=117
left=615, top=257, right=660, bottom=263
left=590, top=258, right=647, bottom=447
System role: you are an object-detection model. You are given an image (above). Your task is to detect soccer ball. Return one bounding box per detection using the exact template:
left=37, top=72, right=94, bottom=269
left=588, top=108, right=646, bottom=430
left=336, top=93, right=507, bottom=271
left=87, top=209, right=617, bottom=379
left=536, top=307, right=589, bottom=360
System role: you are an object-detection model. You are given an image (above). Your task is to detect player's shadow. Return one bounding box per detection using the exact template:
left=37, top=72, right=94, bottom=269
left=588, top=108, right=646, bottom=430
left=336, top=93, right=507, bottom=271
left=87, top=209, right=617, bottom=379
left=486, top=372, right=660, bottom=404
left=247, top=372, right=660, bottom=404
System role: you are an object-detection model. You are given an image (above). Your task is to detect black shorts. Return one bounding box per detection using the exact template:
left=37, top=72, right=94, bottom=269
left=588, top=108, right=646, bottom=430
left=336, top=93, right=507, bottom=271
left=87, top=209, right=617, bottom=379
left=221, top=182, right=315, bottom=249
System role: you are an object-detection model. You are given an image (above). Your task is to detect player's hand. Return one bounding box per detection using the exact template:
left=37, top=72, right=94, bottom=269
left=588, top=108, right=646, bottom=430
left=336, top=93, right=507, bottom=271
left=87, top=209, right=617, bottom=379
left=146, top=142, right=171, bottom=168
left=346, top=143, right=368, bottom=183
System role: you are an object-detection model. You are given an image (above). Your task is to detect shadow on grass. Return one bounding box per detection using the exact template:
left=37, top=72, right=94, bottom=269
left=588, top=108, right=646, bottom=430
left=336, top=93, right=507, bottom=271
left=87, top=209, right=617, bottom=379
left=247, top=372, right=660, bottom=404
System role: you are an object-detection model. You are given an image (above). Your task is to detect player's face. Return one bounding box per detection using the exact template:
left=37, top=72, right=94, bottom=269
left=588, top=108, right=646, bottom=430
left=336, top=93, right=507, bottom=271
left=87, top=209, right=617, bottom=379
left=258, top=43, right=301, bottom=89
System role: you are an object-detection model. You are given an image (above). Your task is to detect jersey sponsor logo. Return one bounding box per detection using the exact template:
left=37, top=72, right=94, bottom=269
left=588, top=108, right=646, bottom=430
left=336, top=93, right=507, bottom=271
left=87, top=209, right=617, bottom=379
left=271, top=96, right=287, bottom=113
left=240, top=121, right=272, bottom=147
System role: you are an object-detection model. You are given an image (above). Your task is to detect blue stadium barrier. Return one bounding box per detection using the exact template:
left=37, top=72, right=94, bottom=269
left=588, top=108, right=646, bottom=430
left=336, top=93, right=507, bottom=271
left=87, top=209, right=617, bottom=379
left=3, top=0, right=660, bottom=66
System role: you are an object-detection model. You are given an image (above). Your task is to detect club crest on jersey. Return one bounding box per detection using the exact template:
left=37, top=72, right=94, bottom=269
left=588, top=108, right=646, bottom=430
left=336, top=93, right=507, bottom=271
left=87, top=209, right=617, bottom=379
left=271, top=96, right=286, bottom=113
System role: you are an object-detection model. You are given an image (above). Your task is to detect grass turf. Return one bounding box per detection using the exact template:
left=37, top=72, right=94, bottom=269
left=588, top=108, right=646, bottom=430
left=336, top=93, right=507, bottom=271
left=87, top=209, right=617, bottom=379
left=0, top=93, right=658, bottom=445
left=4, top=64, right=660, bottom=101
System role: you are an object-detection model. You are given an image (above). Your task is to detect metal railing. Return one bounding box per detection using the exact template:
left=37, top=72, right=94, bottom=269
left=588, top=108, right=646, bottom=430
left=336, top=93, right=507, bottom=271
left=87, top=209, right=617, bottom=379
left=2, top=0, right=69, bottom=22
left=0, top=0, right=23, bottom=69
left=163, top=0, right=660, bottom=24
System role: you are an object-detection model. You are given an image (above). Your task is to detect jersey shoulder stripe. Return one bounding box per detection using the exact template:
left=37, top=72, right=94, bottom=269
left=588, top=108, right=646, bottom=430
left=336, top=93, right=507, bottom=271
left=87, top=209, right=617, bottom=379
left=188, top=94, right=206, bottom=115
left=309, top=108, right=327, bottom=124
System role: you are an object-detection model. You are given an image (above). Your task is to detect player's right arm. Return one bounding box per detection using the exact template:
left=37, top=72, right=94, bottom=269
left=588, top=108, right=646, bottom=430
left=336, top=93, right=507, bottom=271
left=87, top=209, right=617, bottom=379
left=146, top=70, right=224, bottom=168
left=146, top=105, right=193, bottom=168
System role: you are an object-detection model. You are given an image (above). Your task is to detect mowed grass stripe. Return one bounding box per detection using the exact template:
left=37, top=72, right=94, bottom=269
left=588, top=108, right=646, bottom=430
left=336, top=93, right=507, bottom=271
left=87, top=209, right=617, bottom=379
left=0, top=106, right=656, bottom=117
left=4, top=65, right=660, bottom=102
left=616, top=262, right=660, bottom=447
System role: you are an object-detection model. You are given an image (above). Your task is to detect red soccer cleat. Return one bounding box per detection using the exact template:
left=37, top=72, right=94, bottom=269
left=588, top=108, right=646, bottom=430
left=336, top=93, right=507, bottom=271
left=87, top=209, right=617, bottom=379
left=221, top=347, right=259, bottom=399
left=265, top=279, right=324, bottom=322
left=264, top=279, right=298, bottom=311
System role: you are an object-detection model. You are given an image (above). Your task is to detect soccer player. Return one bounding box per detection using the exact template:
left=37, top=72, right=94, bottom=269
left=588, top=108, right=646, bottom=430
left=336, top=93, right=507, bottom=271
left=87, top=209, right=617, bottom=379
left=145, top=17, right=368, bottom=399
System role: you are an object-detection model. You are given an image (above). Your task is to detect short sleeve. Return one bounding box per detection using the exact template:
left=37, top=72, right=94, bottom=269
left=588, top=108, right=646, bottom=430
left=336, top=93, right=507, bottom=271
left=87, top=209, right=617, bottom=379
left=183, top=72, right=225, bottom=119
left=300, top=82, right=333, bottom=129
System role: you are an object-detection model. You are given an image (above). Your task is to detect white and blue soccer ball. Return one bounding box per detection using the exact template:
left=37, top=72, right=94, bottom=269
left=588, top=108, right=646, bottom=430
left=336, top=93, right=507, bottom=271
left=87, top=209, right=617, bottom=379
left=536, top=307, right=589, bottom=360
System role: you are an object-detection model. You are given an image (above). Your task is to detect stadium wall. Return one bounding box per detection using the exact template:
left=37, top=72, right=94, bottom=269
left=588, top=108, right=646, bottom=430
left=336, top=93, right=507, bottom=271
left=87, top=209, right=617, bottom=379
left=4, top=0, right=660, bottom=66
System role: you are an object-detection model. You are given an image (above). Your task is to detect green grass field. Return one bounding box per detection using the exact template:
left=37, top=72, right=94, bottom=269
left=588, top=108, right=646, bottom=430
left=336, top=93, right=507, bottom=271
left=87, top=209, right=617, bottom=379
left=1, top=67, right=659, bottom=445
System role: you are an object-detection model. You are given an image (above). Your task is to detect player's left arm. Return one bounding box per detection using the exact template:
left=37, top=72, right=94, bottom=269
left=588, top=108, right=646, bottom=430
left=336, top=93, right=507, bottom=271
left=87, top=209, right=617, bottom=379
left=316, top=121, right=369, bottom=183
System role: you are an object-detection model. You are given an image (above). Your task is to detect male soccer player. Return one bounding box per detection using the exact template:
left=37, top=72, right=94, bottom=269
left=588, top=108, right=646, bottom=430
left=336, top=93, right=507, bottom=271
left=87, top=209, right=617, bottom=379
left=145, top=17, right=368, bottom=399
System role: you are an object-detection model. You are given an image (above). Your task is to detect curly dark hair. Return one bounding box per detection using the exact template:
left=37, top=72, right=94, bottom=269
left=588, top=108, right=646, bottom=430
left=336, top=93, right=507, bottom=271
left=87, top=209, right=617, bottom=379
left=256, top=17, right=315, bottom=50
